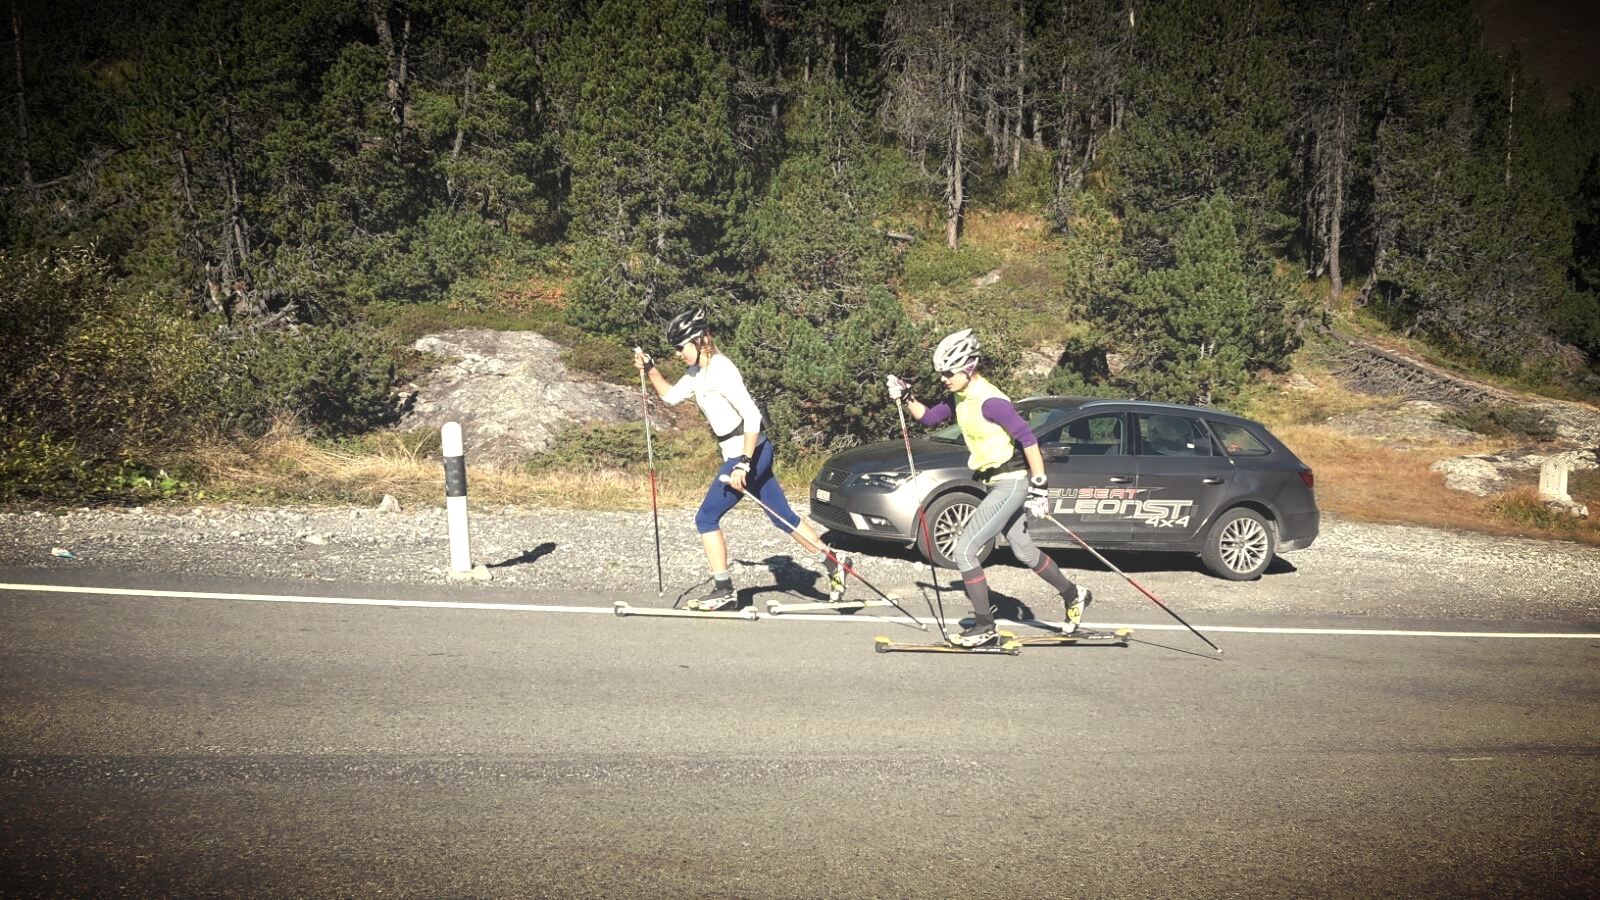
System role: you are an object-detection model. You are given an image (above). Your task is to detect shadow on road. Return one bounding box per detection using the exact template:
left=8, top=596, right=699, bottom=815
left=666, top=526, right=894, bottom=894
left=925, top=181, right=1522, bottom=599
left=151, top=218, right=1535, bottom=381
left=487, top=542, right=556, bottom=568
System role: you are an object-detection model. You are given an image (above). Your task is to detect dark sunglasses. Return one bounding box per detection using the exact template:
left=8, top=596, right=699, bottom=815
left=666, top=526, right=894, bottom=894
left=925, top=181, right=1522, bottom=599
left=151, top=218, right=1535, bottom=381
left=939, top=369, right=962, bottom=378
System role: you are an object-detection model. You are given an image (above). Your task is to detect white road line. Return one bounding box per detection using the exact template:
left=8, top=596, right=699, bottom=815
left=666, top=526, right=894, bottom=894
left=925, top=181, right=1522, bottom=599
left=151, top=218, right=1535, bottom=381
left=1104, top=623, right=1600, bottom=639
left=3, top=582, right=1597, bottom=639
left=0, top=582, right=605, bottom=614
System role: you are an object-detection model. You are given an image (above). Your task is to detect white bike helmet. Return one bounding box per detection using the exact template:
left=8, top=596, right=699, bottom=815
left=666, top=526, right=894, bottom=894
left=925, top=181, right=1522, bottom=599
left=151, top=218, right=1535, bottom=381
left=665, top=309, right=710, bottom=347
left=933, top=328, right=980, bottom=374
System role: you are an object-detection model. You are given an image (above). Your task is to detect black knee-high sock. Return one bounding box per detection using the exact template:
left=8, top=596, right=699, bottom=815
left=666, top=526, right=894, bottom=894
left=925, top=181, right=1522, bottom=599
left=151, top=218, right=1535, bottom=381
left=961, top=567, right=993, bottom=626
left=1032, top=556, right=1077, bottom=597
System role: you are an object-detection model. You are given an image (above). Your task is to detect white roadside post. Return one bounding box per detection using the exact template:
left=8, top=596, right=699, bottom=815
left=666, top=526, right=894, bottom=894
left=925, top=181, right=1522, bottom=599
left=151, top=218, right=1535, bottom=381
left=1539, top=457, right=1590, bottom=518
left=442, top=422, right=490, bottom=582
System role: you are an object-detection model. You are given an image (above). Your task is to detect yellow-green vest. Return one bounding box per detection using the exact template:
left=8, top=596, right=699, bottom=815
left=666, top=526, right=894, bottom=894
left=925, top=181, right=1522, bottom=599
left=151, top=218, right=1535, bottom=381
left=956, top=375, right=1020, bottom=476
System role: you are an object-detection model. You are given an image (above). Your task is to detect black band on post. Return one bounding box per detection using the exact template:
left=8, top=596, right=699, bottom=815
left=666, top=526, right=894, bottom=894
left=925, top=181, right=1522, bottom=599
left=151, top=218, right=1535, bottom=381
left=443, top=456, right=468, bottom=498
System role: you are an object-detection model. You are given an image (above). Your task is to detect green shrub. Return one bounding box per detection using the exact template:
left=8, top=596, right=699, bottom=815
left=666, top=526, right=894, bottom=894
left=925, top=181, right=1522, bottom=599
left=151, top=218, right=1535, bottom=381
left=900, top=240, right=1003, bottom=293
left=1438, top=403, right=1559, bottom=442
left=0, top=248, right=214, bottom=500
left=210, top=324, right=399, bottom=438
left=562, top=335, right=635, bottom=382
left=0, top=428, right=90, bottom=500
left=523, top=421, right=675, bottom=474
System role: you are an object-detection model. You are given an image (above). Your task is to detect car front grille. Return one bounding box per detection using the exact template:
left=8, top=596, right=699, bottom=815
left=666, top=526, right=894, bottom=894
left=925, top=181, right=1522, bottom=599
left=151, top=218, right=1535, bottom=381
left=815, top=467, right=851, bottom=488
left=808, top=500, right=855, bottom=530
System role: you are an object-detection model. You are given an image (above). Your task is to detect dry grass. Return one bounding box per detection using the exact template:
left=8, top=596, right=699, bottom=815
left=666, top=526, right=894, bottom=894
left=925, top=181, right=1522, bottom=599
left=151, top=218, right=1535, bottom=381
left=182, top=384, right=1599, bottom=548
left=1276, top=426, right=1481, bottom=524
left=960, top=210, right=1057, bottom=256
left=185, top=416, right=825, bottom=513
left=1249, top=374, right=1600, bottom=547
left=1292, top=428, right=1600, bottom=547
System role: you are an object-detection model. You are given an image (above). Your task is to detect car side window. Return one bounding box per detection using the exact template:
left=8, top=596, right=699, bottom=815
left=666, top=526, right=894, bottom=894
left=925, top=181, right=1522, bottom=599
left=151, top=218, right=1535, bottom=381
left=1208, top=421, right=1271, bottom=457
left=1025, top=406, right=1072, bottom=434
left=1042, top=414, right=1124, bottom=456
left=1136, top=413, right=1213, bottom=457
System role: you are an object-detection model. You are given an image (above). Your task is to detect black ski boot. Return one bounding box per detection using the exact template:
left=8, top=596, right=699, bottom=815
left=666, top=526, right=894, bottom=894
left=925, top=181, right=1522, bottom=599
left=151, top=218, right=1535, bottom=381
left=691, top=579, right=738, bottom=611
left=950, top=622, right=998, bottom=648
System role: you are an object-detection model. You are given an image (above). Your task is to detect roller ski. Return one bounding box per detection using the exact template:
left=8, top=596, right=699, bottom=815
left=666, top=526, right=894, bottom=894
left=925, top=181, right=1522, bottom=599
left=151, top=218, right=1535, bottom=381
left=874, top=623, right=1021, bottom=656
left=767, top=555, right=867, bottom=613
left=1011, top=625, right=1133, bottom=647
left=767, top=586, right=901, bottom=615
left=617, top=579, right=758, bottom=620
left=1012, top=586, right=1130, bottom=645
left=613, top=600, right=759, bottom=621
left=767, top=597, right=897, bottom=615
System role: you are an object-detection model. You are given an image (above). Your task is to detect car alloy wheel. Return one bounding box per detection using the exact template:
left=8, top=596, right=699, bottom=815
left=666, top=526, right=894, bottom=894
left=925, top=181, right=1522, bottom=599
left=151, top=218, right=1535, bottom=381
left=1201, top=507, right=1275, bottom=580
left=915, top=491, right=992, bottom=569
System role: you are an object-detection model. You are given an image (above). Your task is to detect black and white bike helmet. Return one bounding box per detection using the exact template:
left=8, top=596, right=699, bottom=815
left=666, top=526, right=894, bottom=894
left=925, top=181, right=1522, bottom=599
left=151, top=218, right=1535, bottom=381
left=665, top=309, right=710, bottom=347
left=933, top=328, right=981, bottom=374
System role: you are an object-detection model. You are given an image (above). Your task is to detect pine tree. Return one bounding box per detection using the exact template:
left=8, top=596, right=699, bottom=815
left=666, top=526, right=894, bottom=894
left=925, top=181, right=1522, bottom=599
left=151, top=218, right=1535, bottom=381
left=880, top=0, right=1012, bottom=249
left=554, top=0, right=750, bottom=344
left=1284, top=0, right=1390, bottom=312
left=1114, top=0, right=1295, bottom=271
left=730, top=288, right=933, bottom=455
left=1361, top=0, right=1577, bottom=374
left=752, top=65, right=901, bottom=321
left=1030, top=0, right=1132, bottom=211
left=1110, top=192, right=1258, bottom=405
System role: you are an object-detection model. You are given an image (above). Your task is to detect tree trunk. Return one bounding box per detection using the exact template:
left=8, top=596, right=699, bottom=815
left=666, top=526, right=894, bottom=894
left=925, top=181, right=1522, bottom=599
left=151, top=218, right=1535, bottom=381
left=1327, top=107, right=1345, bottom=312
left=10, top=3, right=29, bottom=187
left=448, top=66, right=474, bottom=204
left=1504, top=72, right=1514, bottom=188
left=947, top=67, right=963, bottom=250
left=370, top=0, right=409, bottom=160
left=1013, top=50, right=1024, bottom=172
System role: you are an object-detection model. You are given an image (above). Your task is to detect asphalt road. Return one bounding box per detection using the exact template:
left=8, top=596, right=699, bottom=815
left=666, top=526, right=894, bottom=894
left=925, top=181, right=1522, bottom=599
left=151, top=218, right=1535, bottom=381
left=2, top=568, right=1597, bottom=899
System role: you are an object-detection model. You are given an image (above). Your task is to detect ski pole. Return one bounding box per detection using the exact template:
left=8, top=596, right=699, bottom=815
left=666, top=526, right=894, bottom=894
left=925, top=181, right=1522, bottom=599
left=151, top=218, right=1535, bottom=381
left=1045, top=512, right=1223, bottom=655
left=895, top=395, right=954, bottom=638
left=637, top=348, right=664, bottom=597
left=717, top=474, right=928, bottom=631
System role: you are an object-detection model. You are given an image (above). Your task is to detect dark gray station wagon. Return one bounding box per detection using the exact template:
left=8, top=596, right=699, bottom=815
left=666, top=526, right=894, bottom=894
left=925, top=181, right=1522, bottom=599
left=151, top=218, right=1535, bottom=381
left=808, top=397, right=1320, bottom=580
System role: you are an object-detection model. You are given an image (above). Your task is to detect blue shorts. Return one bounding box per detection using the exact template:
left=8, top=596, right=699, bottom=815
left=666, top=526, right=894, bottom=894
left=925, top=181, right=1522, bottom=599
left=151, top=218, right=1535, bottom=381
left=695, top=440, right=801, bottom=534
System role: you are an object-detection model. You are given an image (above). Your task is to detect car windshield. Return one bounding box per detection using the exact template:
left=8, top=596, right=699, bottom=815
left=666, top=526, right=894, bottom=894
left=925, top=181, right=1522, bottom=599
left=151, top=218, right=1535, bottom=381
left=925, top=400, right=1077, bottom=443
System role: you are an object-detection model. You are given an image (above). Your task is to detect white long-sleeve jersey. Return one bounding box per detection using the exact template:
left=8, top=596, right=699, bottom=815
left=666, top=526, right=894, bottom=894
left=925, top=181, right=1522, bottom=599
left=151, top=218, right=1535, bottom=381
left=661, top=353, right=765, bottom=460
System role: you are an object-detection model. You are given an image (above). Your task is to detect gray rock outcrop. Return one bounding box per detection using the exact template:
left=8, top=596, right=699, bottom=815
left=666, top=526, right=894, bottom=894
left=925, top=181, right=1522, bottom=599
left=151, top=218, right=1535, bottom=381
left=397, top=329, right=645, bottom=469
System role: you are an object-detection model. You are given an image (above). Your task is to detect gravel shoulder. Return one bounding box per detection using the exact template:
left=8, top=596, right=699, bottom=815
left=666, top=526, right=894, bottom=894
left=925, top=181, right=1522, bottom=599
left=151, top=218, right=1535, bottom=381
left=3, top=501, right=1598, bottom=627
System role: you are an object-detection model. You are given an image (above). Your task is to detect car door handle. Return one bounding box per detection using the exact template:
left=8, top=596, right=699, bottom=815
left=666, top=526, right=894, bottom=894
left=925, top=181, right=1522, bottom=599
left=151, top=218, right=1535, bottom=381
left=1202, top=477, right=1224, bottom=484
left=1109, top=476, right=1133, bottom=484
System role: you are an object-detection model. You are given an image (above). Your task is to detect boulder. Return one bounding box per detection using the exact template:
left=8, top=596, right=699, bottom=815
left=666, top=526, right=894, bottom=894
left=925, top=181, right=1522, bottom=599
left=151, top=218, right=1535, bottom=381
left=1428, top=448, right=1598, bottom=497
left=397, top=329, right=645, bottom=469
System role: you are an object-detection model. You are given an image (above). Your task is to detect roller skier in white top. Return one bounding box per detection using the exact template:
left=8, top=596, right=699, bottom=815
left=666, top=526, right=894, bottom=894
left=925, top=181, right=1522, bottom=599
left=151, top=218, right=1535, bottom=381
left=634, top=310, right=848, bottom=610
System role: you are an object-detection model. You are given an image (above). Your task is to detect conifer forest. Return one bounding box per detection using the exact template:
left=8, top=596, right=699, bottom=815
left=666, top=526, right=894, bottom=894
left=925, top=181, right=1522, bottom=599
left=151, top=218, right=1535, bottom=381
left=3, top=0, right=1599, bottom=497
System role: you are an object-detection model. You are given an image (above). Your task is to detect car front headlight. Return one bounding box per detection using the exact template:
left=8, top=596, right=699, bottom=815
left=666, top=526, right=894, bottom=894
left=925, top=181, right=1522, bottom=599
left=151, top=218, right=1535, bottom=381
left=852, top=470, right=913, bottom=491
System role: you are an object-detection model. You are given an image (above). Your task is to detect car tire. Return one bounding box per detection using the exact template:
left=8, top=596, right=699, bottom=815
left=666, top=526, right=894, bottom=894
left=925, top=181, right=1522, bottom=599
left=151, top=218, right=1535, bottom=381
left=1201, top=507, right=1275, bottom=580
left=915, top=491, right=991, bottom=569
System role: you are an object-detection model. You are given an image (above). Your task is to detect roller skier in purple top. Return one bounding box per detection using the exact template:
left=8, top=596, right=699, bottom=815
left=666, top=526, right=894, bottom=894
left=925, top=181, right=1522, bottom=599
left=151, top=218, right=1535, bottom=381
left=887, top=330, right=1093, bottom=647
